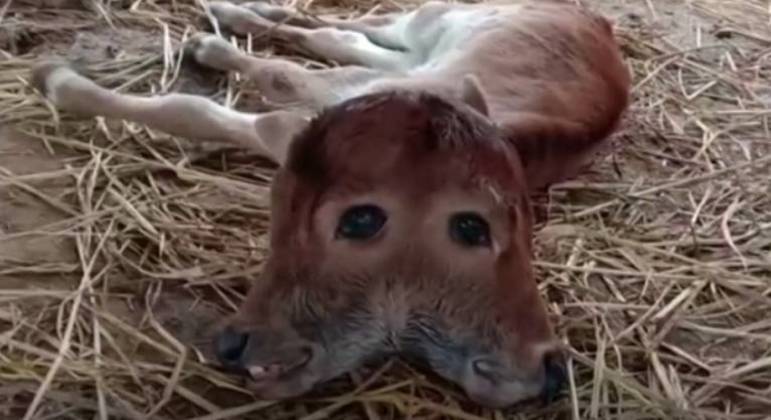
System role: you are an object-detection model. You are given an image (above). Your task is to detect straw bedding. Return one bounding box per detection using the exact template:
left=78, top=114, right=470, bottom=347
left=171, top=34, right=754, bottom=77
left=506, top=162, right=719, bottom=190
left=0, top=0, right=769, bottom=419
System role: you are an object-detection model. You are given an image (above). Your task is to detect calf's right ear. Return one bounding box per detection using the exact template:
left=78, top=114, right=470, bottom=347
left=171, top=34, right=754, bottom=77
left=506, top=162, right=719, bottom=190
left=460, top=74, right=490, bottom=117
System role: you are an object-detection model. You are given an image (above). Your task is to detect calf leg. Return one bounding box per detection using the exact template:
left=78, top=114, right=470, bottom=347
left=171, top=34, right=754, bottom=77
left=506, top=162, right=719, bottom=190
left=30, top=62, right=306, bottom=164
left=236, top=1, right=459, bottom=54
left=208, top=1, right=410, bottom=71
left=186, top=34, right=384, bottom=108
left=239, top=1, right=405, bottom=50
left=239, top=1, right=398, bottom=30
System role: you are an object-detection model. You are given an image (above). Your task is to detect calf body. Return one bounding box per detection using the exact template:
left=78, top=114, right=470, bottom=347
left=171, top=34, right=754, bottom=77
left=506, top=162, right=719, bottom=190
left=31, top=0, right=630, bottom=408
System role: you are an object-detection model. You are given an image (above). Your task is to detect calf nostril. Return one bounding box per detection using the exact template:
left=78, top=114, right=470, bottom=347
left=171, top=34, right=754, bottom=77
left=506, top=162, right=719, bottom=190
left=541, top=351, right=567, bottom=404
left=472, top=358, right=502, bottom=382
left=215, top=326, right=249, bottom=366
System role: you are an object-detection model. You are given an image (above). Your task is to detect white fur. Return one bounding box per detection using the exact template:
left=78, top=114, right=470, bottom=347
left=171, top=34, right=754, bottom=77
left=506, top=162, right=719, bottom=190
left=35, top=2, right=529, bottom=166
left=411, top=6, right=521, bottom=74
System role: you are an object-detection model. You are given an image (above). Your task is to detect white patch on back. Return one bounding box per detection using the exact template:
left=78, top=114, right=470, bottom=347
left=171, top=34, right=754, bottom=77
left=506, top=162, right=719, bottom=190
left=410, top=5, right=523, bottom=74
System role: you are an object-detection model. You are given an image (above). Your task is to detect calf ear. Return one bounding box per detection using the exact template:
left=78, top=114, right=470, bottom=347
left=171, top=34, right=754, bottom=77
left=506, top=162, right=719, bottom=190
left=253, top=110, right=311, bottom=166
left=503, top=114, right=610, bottom=191
left=460, top=74, right=490, bottom=117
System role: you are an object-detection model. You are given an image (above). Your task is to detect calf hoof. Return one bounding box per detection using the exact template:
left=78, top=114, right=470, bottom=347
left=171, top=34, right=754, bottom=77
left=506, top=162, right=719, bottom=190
left=29, top=60, right=76, bottom=101
left=184, top=33, right=242, bottom=72
left=241, top=2, right=296, bottom=23
left=207, top=1, right=274, bottom=35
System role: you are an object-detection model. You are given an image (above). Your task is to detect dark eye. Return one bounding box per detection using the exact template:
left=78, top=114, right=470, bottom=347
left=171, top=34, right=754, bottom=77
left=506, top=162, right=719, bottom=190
left=449, top=212, right=491, bottom=247
left=336, top=204, right=387, bottom=240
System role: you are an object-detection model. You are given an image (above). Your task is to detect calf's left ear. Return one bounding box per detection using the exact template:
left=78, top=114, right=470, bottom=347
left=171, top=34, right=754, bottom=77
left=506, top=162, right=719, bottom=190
left=254, top=110, right=312, bottom=165
left=457, top=75, right=592, bottom=190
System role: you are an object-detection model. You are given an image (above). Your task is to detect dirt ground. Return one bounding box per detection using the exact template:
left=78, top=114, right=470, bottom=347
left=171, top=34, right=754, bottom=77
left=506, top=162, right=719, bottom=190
left=1, top=0, right=770, bottom=419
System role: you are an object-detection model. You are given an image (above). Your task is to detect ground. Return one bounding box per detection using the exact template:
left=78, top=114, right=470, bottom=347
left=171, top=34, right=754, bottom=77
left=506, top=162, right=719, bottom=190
left=1, top=0, right=770, bottom=419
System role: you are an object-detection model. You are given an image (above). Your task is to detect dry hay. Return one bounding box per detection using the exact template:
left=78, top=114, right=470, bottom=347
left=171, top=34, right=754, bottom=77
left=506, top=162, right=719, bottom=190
left=1, top=0, right=770, bottom=419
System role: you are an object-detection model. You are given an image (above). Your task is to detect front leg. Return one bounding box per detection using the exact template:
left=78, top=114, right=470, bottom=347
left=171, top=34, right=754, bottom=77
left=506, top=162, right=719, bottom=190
left=186, top=34, right=385, bottom=109
left=235, top=1, right=458, bottom=54
left=240, top=1, right=404, bottom=50
left=30, top=61, right=306, bottom=164
left=208, top=1, right=409, bottom=71
left=240, top=1, right=398, bottom=30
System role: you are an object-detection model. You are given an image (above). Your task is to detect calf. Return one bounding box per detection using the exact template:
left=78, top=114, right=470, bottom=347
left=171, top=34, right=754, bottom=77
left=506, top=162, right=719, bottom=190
left=31, top=0, right=630, bottom=408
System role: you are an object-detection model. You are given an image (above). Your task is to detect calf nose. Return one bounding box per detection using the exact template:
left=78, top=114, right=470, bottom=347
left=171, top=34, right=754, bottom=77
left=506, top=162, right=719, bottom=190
left=541, top=350, right=567, bottom=404
left=215, top=325, right=249, bottom=368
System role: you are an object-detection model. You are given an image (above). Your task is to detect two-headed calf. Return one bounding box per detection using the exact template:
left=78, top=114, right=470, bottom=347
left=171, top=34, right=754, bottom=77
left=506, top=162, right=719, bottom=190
left=32, top=0, right=630, bottom=408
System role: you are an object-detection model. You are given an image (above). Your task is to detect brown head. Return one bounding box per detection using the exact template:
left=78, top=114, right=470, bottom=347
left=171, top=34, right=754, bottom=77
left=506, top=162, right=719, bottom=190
left=213, top=86, right=565, bottom=408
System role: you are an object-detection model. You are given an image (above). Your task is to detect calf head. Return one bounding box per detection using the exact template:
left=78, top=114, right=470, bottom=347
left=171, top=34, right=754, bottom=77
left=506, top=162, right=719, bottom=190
left=214, top=88, right=564, bottom=408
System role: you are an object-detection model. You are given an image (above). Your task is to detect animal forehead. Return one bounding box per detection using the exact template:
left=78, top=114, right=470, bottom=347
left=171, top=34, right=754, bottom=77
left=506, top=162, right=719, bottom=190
left=286, top=90, right=517, bottom=188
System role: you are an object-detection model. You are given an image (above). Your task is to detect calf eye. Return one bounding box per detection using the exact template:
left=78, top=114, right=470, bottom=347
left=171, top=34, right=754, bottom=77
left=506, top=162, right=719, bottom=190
left=336, top=204, right=387, bottom=240
left=449, top=212, right=491, bottom=247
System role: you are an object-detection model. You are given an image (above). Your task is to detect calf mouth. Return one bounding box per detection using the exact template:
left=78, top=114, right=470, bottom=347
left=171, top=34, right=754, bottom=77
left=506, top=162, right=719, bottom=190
left=244, top=350, right=313, bottom=385
left=212, top=344, right=314, bottom=388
